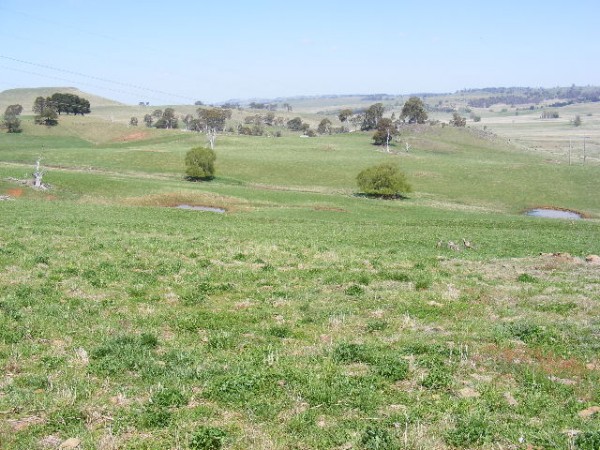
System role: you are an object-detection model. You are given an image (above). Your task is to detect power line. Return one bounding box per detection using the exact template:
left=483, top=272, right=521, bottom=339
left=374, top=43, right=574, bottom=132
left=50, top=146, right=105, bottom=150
left=0, top=55, right=197, bottom=103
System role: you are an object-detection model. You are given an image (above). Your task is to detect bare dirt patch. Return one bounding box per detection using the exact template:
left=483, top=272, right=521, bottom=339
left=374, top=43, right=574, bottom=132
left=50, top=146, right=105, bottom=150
left=115, top=131, right=150, bottom=142
left=6, top=188, right=23, bottom=197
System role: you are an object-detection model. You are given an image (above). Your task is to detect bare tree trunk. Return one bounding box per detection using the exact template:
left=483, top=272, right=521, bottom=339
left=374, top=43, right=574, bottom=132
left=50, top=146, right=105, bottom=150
left=207, top=129, right=216, bottom=150
left=33, top=158, right=44, bottom=188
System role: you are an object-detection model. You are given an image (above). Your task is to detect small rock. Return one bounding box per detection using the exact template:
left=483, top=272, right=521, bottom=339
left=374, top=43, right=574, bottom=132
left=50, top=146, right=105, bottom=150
left=59, top=438, right=81, bottom=449
left=578, top=406, right=600, bottom=419
left=585, top=255, right=600, bottom=264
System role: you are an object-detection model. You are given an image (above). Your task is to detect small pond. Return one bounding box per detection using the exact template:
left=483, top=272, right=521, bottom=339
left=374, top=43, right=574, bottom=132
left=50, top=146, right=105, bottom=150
left=526, top=208, right=582, bottom=220
left=176, top=204, right=226, bottom=213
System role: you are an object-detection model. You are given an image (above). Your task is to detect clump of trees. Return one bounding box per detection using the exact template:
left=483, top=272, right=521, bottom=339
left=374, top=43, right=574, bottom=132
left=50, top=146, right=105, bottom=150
left=185, top=147, right=216, bottom=180
left=2, top=104, right=23, bottom=133
left=32, top=93, right=91, bottom=126
left=357, top=162, right=411, bottom=198
left=541, top=111, right=559, bottom=119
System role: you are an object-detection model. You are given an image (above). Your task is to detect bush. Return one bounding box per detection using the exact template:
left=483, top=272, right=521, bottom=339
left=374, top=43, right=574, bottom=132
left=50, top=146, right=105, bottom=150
left=185, top=147, right=216, bottom=180
left=357, top=163, right=411, bottom=198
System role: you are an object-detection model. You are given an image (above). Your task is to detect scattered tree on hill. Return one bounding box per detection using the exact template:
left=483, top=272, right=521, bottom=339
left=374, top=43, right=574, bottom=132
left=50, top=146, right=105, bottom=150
left=151, top=109, right=163, bottom=119
left=286, top=117, right=305, bottom=131
left=338, top=108, right=353, bottom=131
left=400, top=97, right=428, bottom=124
left=197, top=108, right=232, bottom=132
left=2, top=104, right=23, bottom=133
left=194, top=100, right=204, bottom=106
left=143, top=114, right=154, bottom=127
left=130, top=117, right=138, bottom=126
left=317, top=118, right=332, bottom=134
left=449, top=112, right=467, bottom=127
left=283, top=103, right=293, bottom=112
left=357, top=162, right=411, bottom=198
left=154, top=107, right=178, bottom=129
left=185, top=147, right=216, bottom=180
left=372, top=118, right=398, bottom=152
left=573, top=115, right=582, bottom=127
left=361, top=103, right=384, bottom=130
left=33, top=97, right=58, bottom=126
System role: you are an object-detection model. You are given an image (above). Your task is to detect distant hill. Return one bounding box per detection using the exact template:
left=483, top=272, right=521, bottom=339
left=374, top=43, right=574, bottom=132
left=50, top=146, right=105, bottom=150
left=0, top=87, right=123, bottom=113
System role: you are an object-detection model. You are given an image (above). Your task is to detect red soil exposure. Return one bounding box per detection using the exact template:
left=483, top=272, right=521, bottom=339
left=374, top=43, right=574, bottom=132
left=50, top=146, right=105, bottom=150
left=117, top=131, right=149, bottom=142
left=6, top=188, right=23, bottom=197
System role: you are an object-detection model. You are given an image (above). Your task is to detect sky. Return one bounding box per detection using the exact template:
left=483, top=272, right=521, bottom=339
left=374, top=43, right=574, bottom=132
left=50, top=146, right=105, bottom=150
left=1, top=0, right=599, bottom=105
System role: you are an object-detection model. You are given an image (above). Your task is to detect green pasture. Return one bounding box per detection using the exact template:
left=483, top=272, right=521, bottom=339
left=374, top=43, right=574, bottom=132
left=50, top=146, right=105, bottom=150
left=0, top=96, right=599, bottom=449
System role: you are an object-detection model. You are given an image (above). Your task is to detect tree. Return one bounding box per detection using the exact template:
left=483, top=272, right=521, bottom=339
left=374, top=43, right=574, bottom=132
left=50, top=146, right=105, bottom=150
left=34, top=106, right=58, bottom=126
left=372, top=118, right=397, bottom=152
left=449, top=112, right=466, bottom=127
left=400, top=97, right=428, bottom=124
left=286, top=117, right=304, bottom=131
left=130, top=117, right=138, bottom=126
left=3, top=104, right=23, bottom=133
left=49, top=93, right=90, bottom=115
left=143, top=114, right=154, bottom=127
left=155, top=107, right=178, bottom=129
left=357, top=162, right=412, bottom=198
left=361, top=103, right=384, bottom=130
left=197, top=108, right=231, bottom=132
left=573, top=115, right=582, bottom=127
left=33, top=96, right=47, bottom=114
left=317, top=118, right=332, bottom=134
left=338, top=108, right=353, bottom=132
left=185, top=147, right=216, bottom=180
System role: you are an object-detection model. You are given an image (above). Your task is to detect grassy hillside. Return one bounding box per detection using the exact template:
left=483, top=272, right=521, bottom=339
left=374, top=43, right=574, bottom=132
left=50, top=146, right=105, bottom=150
left=0, top=106, right=599, bottom=449
left=0, top=87, right=123, bottom=112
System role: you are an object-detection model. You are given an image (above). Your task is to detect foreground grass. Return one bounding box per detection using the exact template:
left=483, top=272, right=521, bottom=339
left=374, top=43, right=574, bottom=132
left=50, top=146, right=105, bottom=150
left=0, top=198, right=599, bottom=449
left=1, top=114, right=599, bottom=449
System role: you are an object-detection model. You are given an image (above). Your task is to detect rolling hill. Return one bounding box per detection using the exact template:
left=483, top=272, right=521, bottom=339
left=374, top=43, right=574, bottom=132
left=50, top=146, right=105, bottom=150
left=0, top=87, right=123, bottom=112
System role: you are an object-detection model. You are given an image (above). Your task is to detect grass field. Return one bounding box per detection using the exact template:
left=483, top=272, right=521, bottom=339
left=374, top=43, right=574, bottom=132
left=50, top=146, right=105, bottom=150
left=1, top=90, right=599, bottom=449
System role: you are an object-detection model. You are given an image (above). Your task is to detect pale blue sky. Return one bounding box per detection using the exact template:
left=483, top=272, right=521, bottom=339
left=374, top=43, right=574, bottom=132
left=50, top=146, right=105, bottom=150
left=1, top=0, right=599, bottom=104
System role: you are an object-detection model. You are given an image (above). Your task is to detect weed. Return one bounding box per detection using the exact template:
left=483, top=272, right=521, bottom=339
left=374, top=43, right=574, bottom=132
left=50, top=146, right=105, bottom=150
left=518, top=273, right=537, bottom=283
left=150, top=386, right=188, bottom=407
left=575, top=431, right=600, bottom=450
left=138, top=405, right=172, bottom=428
left=414, top=277, right=432, bottom=290
left=360, top=425, right=396, bottom=450
left=189, top=426, right=227, bottom=450
left=374, top=356, right=409, bottom=381
left=366, top=320, right=388, bottom=333
left=345, top=284, right=364, bottom=296
left=268, top=325, right=293, bottom=338
left=444, top=416, right=490, bottom=447
left=333, top=342, right=370, bottom=363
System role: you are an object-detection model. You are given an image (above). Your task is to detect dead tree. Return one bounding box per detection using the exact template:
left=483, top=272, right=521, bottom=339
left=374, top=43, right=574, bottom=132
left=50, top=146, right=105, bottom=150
left=33, top=157, right=45, bottom=189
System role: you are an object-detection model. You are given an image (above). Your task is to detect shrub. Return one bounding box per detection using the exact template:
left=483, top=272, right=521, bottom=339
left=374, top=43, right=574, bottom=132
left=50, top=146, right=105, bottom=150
left=185, top=147, right=216, bottom=180
left=357, top=163, right=412, bottom=198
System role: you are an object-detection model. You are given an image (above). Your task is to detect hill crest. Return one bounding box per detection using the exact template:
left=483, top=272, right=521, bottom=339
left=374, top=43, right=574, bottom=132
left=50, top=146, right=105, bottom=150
left=0, top=87, right=123, bottom=112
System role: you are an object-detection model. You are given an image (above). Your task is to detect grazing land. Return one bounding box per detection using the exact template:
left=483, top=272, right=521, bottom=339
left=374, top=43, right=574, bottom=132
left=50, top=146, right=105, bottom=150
left=0, top=88, right=599, bottom=449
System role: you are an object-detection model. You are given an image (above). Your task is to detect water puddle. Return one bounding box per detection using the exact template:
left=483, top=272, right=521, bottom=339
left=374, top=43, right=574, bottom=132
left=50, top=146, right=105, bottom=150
left=176, top=204, right=226, bottom=213
left=526, top=208, right=582, bottom=219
